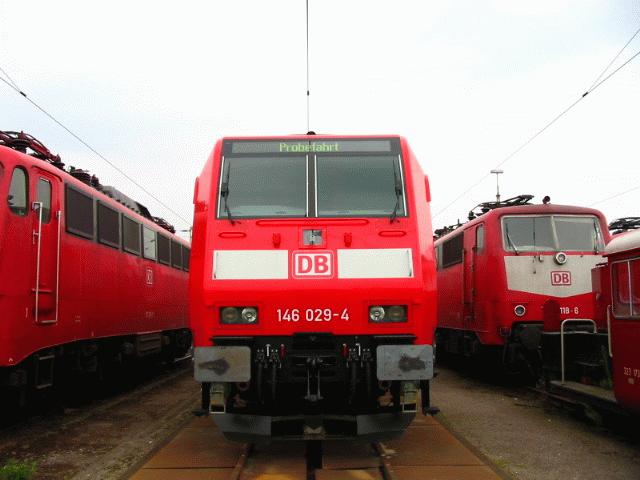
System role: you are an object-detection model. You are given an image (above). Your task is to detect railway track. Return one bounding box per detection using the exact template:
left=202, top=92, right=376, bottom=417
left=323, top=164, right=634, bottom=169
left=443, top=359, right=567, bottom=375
left=226, top=440, right=396, bottom=480
left=0, top=360, right=198, bottom=480
left=128, top=413, right=508, bottom=480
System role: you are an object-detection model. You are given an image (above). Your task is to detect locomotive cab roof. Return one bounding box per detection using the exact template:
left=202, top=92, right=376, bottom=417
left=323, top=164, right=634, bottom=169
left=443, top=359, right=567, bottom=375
left=435, top=196, right=607, bottom=243
left=605, top=228, right=640, bottom=256
left=0, top=130, right=177, bottom=234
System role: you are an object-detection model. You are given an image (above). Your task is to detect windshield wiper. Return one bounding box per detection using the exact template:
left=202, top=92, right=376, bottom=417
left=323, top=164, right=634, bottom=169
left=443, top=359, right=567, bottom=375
left=220, top=166, right=236, bottom=225
left=390, top=162, right=403, bottom=223
left=505, top=225, right=519, bottom=255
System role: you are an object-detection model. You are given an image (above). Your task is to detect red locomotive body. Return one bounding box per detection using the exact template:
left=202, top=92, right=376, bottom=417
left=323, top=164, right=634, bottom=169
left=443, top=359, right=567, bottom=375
left=542, top=229, right=640, bottom=415
left=435, top=198, right=610, bottom=371
left=190, top=135, right=437, bottom=441
left=601, top=230, right=640, bottom=413
left=0, top=133, right=191, bottom=405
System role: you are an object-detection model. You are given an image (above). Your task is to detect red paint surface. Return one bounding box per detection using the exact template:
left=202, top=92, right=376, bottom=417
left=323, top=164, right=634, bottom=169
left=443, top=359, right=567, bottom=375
left=604, top=239, right=640, bottom=413
left=0, top=146, right=189, bottom=368
left=435, top=204, right=610, bottom=346
left=189, top=135, right=436, bottom=347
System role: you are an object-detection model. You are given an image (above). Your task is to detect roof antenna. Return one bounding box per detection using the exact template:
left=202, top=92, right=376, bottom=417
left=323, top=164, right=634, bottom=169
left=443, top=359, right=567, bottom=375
left=306, top=0, right=311, bottom=133
left=490, top=169, right=504, bottom=204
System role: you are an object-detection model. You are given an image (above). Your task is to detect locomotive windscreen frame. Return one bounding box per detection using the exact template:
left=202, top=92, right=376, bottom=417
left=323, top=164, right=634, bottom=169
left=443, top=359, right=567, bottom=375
left=218, top=137, right=407, bottom=220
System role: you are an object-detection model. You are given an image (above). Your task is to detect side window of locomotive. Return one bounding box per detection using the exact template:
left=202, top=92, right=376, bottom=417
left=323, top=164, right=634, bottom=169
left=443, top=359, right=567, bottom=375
left=442, top=233, right=463, bottom=268
left=475, top=225, right=485, bottom=253
left=65, top=186, right=94, bottom=239
left=8, top=167, right=28, bottom=216
left=631, top=258, right=640, bottom=318
left=97, top=202, right=120, bottom=248
left=122, top=216, right=141, bottom=255
left=37, top=179, right=52, bottom=223
left=182, top=246, right=190, bottom=272
left=157, top=233, right=171, bottom=265
left=612, top=261, right=631, bottom=318
left=143, top=226, right=157, bottom=260
left=434, top=244, right=443, bottom=271
left=171, top=240, right=183, bottom=269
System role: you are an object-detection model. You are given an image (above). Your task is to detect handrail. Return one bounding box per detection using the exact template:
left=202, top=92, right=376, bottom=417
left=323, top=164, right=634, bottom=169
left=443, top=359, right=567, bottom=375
left=54, top=210, right=61, bottom=323
left=32, top=202, right=43, bottom=324
left=560, top=318, right=597, bottom=384
left=606, top=305, right=613, bottom=358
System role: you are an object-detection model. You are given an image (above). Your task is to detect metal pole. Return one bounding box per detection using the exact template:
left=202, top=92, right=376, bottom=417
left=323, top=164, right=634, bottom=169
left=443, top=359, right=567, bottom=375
left=490, top=169, right=503, bottom=204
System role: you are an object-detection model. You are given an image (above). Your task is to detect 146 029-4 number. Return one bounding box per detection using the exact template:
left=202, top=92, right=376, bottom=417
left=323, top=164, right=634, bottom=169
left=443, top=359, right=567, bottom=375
left=277, top=308, right=350, bottom=322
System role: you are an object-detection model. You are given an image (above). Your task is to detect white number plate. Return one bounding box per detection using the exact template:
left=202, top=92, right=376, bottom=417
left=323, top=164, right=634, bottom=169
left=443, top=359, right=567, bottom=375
left=276, top=308, right=350, bottom=322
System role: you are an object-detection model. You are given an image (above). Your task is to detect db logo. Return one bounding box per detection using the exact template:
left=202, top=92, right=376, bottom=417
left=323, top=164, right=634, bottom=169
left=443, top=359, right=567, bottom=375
left=551, top=271, right=571, bottom=286
left=145, top=267, right=154, bottom=285
left=293, top=252, right=333, bottom=277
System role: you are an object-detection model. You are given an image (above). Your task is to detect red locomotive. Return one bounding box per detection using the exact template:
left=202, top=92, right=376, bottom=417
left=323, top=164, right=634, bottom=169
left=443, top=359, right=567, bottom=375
left=543, top=228, right=640, bottom=414
left=434, top=195, right=610, bottom=373
left=190, top=135, right=437, bottom=441
left=0, top=131, right=191, bottom=407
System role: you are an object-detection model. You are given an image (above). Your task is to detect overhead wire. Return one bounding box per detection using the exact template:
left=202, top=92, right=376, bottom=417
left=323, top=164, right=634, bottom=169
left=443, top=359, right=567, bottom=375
left=0, top=64, right=21, bottom=91
left=0, top=71, right=191, bottom=227
left=432, top=25, right=640, bottom=221
left=586, top=24, right=640, bottom=92
left=590, top=184, right=640, bottom=208
left=306, top=0, right=311, bottom=132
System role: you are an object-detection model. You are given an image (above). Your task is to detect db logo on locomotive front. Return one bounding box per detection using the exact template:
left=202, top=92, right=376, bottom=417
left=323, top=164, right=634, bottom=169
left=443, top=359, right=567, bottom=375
left=293, top=251, right=333, bottom=278
left=551, top=271, right=572, bottom=286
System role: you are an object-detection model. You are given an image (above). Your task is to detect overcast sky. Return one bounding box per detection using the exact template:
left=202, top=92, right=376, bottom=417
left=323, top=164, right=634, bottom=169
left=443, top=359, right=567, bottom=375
left=1, top=1, right=639, bottom=236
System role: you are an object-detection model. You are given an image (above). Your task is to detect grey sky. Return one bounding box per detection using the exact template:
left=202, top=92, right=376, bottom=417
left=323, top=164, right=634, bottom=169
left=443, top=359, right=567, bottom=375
left=1, top=1, right=639, bottom=234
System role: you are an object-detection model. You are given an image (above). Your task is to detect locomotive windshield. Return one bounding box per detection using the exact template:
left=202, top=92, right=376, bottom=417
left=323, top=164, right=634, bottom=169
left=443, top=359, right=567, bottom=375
left=502, top=215, right=604, bottom=253
left=218, top=138, right=406, bottom=219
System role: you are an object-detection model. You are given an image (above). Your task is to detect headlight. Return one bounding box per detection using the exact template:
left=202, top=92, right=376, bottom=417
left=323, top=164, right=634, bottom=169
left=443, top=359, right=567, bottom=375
left=369, top=305, right=407, bottom=323
left=369, top=306, right=386, bottom=322
left=220, top=306, right=258, bottom=324
left=555, top=252, right=567, bottom=265
left=241, top=307, right=258, bottom=323
left=514, top=304, right=526, bottom=317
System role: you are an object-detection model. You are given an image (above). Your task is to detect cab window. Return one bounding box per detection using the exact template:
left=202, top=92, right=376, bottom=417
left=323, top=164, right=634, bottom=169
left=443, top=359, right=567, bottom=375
left=37, top=179, right=52, bottom=223
left=475, top=225, right=485, bottom=253
left=8, top=167, right=28, bottom=216
left=612, top=261, right=631, bottom=318
left=631, top=258, right=640, bottom=317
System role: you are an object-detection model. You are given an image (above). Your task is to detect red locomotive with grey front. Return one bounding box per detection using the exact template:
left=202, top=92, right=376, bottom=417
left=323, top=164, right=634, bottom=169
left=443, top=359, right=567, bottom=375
left=0, top=132, right=191, bottom=406
left=189, top=135, right=437, bottom=441
left=435, top=197, right=610, bottom=372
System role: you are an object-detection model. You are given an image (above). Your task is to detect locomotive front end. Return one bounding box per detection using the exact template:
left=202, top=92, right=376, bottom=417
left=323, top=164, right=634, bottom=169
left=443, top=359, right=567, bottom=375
left=190, top=136, right=437, bottom=441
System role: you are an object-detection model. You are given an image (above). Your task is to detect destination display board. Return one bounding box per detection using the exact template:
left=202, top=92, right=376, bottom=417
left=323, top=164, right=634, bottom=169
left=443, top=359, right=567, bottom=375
left=225, top=138, right=398, bottom=155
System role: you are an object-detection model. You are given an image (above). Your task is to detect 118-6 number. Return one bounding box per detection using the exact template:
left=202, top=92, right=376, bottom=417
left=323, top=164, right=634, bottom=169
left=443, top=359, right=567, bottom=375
left=559, top=306, right=579, bottom=315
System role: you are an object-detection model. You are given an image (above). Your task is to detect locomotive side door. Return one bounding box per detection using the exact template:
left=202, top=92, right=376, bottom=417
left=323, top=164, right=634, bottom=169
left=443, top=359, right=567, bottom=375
left=462, top=228, right=475, bottom=326
left=463, top=225, right=484, bottom=328
left=30, top=168, right=61, bottom=324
